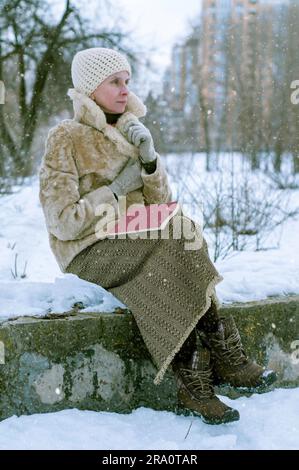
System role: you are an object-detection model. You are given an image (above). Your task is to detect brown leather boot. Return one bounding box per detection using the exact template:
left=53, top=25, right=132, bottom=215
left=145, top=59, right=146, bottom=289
left=199, top=315, right=277, bottom=390
left=172, top=342, right=240, bottom=425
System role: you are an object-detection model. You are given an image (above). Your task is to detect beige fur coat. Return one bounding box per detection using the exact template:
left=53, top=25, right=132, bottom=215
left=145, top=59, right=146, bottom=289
left=39, top=88, right=173, bottom=272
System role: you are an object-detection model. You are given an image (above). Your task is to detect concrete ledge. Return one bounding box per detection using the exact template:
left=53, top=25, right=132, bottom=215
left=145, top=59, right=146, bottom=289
left=0, top=295, right=298, bottom=421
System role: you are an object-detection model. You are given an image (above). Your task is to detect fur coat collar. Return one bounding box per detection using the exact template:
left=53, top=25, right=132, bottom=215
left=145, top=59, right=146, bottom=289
left=67, top=88, right=147, bottom=141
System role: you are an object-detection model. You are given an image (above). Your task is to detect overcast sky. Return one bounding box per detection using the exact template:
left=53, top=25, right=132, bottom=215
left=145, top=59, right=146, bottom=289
left=117, top=0, right=202, bottom=68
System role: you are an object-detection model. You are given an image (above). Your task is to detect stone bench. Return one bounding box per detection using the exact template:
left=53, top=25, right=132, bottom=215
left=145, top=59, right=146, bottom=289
left=0, top=295, right=298, bottom=421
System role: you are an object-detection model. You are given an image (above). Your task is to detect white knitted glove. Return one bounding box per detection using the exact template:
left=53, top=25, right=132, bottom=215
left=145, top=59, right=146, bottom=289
left=123, top=120, right=157, bottom=165
left=109, top=159, right=143, bottom=199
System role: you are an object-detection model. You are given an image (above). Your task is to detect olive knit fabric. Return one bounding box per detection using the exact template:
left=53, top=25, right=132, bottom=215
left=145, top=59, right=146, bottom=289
left=65, top=213, right=223, bottom=385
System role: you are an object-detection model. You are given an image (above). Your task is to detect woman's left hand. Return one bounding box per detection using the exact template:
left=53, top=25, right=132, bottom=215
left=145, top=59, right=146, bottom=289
left=124, top=120, right=157, bottom=165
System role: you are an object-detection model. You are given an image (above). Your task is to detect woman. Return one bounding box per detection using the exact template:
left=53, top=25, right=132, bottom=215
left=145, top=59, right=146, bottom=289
left=39, top=47, right=276, bottom=425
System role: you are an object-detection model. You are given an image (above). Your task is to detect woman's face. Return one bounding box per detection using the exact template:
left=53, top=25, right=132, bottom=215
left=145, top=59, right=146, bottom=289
left=90, top=70, right=130, bottom=114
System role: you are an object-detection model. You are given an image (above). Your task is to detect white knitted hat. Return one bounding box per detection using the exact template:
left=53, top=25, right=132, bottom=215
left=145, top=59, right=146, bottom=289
left=71, top=47, right=132, bottom=96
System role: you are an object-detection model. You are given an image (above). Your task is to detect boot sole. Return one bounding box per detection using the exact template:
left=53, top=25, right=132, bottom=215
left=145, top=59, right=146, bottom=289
left=213, top=370, right=277, bottom=394
left=175, top=404, right=240, bottom=425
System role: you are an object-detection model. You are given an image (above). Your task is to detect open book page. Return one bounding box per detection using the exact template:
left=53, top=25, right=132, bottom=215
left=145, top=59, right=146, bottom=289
left=105, top=201, right=180, bottom=237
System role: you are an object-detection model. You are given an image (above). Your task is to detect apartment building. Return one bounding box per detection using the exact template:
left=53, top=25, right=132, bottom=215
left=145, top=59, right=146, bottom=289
left=166, top=0, right=276, bottom=150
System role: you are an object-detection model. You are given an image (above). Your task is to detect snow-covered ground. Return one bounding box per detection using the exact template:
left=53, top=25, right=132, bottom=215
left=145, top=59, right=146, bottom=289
left=0, top=388, right=298, bottom=450
left=0, top=153, right=298, bottom=320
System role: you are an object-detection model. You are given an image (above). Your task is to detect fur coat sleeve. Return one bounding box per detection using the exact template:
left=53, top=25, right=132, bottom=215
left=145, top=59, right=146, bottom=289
left=39, top=124, right=118, bottom=241
left=141, top=152, right=173, bottom=204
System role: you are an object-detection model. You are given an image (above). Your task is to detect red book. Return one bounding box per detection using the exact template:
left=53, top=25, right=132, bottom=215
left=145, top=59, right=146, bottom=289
left=105, top=201, right=180, bottom=237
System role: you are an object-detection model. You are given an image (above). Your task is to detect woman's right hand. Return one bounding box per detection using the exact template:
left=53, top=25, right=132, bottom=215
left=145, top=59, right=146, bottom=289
left=108, top=159, right=144, bottom=198
left=123, top=120, right=157, bottom=166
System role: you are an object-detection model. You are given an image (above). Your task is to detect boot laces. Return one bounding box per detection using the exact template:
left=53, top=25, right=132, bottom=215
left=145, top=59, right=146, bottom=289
left=179, top=366, right=214, bottom=399
left=213, top=330, right=247, bottom=367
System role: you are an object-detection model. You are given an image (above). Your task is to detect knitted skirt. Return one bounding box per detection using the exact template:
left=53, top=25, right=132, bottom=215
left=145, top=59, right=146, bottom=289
left=65, top=212, right=223, bottom=385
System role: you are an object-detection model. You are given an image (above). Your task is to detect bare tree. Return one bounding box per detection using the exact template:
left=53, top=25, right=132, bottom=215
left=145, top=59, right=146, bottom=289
left=167, top=153, right=298, bottom=262
left=0, top=0, right=137, bottom=177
